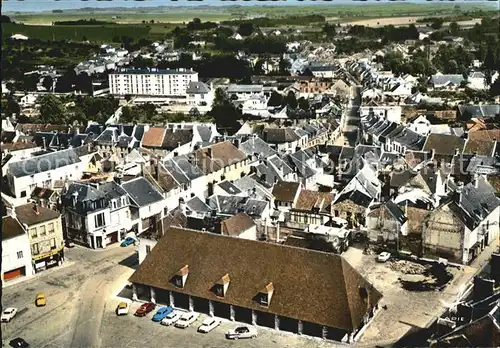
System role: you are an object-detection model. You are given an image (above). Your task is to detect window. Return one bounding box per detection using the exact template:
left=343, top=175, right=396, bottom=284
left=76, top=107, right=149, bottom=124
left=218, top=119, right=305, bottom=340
left=47, top=222, right=55, bottom=234
left=31, top=243, right=39, bottom=255
left=20, top=191, right=27, bottom=198
left=50, top=238, right=56, bottom=249
left=17, top=251, right=23, bottom=259
left=39, top=225, right=47, bottom=236
left=146, top=245, right=151, bottom=254
left=112, top=201, right=117, bottom=209
left=95, top=213, right=105, bottom=228
left=29, top=228, right=37, bottom=239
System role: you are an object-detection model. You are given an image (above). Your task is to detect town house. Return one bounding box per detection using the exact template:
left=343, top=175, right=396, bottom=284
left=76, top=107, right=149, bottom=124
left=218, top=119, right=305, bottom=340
left=15, top=203, right=64, bottom=273
left=2, top=216, right=33, bottom=284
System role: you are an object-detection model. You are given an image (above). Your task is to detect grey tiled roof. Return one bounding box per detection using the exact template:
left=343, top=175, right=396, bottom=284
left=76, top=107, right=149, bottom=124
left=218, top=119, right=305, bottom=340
left=8, top=148, right=81, bottom=178
left=239, top=137, right=277, bottom=158
left=122, top=177, right=164, bottom=207
left=186, top=81, right=210, bottom=94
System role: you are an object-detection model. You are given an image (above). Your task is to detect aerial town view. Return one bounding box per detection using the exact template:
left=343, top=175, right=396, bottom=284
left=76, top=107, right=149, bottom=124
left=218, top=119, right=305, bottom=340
left=1, top=0, right=499, bottom=347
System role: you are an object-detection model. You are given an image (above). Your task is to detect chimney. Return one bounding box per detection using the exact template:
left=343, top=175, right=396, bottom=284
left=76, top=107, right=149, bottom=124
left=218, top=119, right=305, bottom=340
left=87, top=142, right=92, bottom=153
left=33, top=202, right=40, bottom=215
left=454, top=147, right=460, bottom=156
left=156, top=161, right=161, bottom=181
left=42, top=137, right=47, bottom=150
left=179, top=197, right=186, bottom=215
left=474, top=174, right=480, bottom=189
left=207, top=147, right=213, bottom=158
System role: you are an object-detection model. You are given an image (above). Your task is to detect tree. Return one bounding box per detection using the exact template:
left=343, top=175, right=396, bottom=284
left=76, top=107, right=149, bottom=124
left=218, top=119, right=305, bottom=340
left=285, top=91, right=298, bottom=109
left=267, top=91, right=284, bottom=107
left=449, top=22, right=460, bottom=36
left=238, top=22, right=254, bottom=37
left=42, top=76, right=54, bottom=91
left=253, top=60, right=265, bottom=75
left=430, top=18, right=444, bottom=30
left=322, top=23, right=336, bottom=37
left=2, top=97, right=20, bottom=117
left=278, top=58, right=291, bottom=75
left=75, top=73, right=92, bottom=94
left=39, top=94, right=66, bottom=123
left=298, top=97, right=310, bottom=111
left=208, top=88, right=241, bottom=134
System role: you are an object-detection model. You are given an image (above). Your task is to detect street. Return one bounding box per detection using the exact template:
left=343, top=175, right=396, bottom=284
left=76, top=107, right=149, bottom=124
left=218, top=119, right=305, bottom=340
left=1, top=245, right=136, bottom=348
left=340, top=85, right=362, bottom=147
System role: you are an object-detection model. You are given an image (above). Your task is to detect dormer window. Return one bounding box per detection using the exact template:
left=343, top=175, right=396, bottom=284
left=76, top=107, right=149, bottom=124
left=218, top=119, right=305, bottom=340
left=256, top=282, right=274, bottom=307
left=172, top=265, right=189, bottom=288
left=212, top=274, right=230, bottom=297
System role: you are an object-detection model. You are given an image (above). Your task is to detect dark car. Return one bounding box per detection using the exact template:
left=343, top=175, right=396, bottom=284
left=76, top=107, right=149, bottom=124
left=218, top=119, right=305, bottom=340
left=9, top=338, right=30, bottom=348
left=134, top=302, right=156, bottom=317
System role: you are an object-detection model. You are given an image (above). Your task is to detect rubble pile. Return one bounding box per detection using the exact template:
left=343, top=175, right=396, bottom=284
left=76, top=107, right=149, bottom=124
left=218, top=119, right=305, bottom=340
left=390, top=260, right=427, bottom=275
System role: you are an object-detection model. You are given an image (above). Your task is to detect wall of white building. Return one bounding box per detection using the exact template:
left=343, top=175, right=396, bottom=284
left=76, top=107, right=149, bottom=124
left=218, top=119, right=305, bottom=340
left=2, top=233, right=33, bottom=284
left=109, top=69, right=199, bottom=96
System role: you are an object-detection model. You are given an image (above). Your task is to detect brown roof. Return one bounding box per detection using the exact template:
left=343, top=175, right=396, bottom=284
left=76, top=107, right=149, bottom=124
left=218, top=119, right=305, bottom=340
left=423, top=134, right=465, bottom=156
left=434, top=110, right=457, bottom=120
left=272, top=181, right=301, bottom=202
left=194, top=141, right=247, bottom=175
left=463, top=139, right=496, bottom=156
left=467, top=129, right=500, bottom=142
left=2, top=216, right=25, bottom=240
left=142, top=127, right=167, bottom=148
left=1, top=142, right=38, bottom=152
left=220, top=212, right=256, bottom=237
left=130, top=227, right=382, bottom=330
left=14, top=203, right=61, bottom=226
left=293, top=190, right=334, bottom=214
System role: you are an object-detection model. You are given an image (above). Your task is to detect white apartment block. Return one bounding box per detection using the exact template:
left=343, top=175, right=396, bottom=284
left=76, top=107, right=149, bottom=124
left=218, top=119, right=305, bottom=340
left=109, top=68, right=199, bottom=96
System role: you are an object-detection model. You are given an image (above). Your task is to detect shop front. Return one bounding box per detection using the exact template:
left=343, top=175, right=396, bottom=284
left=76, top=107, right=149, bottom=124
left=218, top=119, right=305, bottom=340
left=32, top=246, right=64, bottom=273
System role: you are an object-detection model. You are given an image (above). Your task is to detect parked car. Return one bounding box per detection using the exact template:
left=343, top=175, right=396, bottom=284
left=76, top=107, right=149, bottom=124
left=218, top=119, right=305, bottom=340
left=65, top=240, right=75, bottom=248
left=225, top=325, right=258, bottom=339
left=120, top=237, right=135, bottom=247
left=134, top=302, right=156, bottom=317
left=35, top=293, right=46, bottom=307
left=1, top=308, right=18, bottom=323
left=377, top=251, right=391, bottom=262
left=175, top=312, right=199, bottom=328
left=116, top=302, right=129, bottom=316
left=198, top=316, right=221, bottom=333
left=8, top=338, right=29, bottom=348
left=152, top=306, right=173, bottom=322
left=160, top=310, right=182, bottom=326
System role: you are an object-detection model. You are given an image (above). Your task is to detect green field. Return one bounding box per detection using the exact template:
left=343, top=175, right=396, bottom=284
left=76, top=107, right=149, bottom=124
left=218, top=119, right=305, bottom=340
left=3, top=3, right=495, bottom=43
left=6, top=3, right=494, bottom=24
left=1, top=22, right=180, bottom=42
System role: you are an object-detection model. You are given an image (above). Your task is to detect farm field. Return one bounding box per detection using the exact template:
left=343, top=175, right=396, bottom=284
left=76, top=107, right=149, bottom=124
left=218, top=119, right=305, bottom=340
left=6, top=3, right=493, bottom=25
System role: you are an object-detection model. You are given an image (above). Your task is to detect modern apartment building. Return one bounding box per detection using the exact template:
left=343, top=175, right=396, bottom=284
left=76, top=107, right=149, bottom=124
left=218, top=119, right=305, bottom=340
left=109, top=68, right=199, bottom=96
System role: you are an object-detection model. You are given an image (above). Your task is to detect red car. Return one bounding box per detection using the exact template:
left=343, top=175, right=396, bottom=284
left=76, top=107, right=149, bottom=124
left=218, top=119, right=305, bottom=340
left=134, top=302, right=156, bottom=317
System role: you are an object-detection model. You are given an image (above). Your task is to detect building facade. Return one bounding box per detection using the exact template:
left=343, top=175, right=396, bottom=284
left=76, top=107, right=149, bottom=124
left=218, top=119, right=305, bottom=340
left=109, top=68, right=199, bottom=96
left=15, top=203, right=64, bottom=273
left=2, top=216, right=34, bottom=285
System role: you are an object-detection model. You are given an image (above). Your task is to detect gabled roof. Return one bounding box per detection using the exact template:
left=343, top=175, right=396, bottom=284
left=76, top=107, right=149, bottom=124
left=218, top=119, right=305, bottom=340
left=272, top=181, right=300, bottom=202
left=122, top=177, right=164, bottom=207
left=220, top=212, right=256, bottom=237
left=209, top=195, right=268, bottom=217
left=142, top=127, right=167, bottom=148
left=463, top=138, right=496, bottom=157
left=8, top=148, right=81, bottom=177
left=15, top=203, right=60, bottom=226
left=193, top=141, right=247, bottom=175
left=162, top=129, right=193, bottom=151
left=368, top=201, right=407, bottom=225
left=186, top=81, right=211, bottom=94
left=262, top=128, right=300, bottom=144
left=129, top=227, right=382, bottom=330
left=293, top=190, right=334, bottom=214
left=423, top=134, right=465, bottom=156
left=2, top=216, right=25, bottom=240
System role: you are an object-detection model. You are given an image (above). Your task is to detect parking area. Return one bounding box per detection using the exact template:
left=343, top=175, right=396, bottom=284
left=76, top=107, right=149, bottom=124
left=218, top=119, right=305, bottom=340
left=101, top=299, right=340, bottom=348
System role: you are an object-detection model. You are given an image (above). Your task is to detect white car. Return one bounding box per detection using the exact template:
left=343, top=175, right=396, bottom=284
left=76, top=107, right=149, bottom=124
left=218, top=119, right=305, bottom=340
left=116, top=302, right=129, bottom=316
left=1, top=308, right=18, bottom=323
left=377, top=251, right=391, bottom=262
left=225, top=325, right=258, bottom=339
left=197, top=316, right=221, bottom=333
left=174, top=312, right=199, bottom=328
left=160, top=310, right=182, bottom=326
